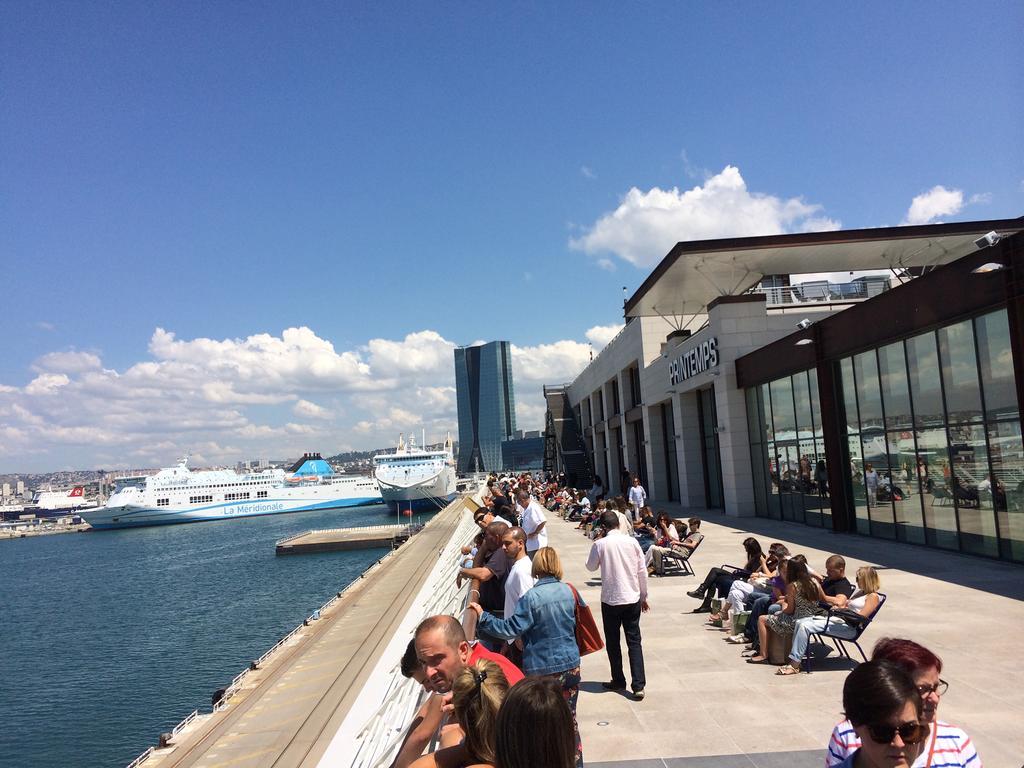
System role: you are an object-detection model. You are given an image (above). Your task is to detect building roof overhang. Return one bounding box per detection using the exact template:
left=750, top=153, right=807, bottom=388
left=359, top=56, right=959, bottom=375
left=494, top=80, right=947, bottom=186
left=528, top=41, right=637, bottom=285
left=624, top=217, right=1024, bottom=319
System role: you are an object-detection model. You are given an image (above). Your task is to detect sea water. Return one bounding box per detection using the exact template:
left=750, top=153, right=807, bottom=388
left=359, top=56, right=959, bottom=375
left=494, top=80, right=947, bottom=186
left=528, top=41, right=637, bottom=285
left=0, top=504, right=410, bottom=767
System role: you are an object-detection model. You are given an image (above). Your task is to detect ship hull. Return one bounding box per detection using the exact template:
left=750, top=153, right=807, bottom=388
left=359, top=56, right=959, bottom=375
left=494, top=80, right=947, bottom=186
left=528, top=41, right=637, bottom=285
left=81, top=495, right=380, bottom=530
left=380, top=491, right=458, bottom=514
left=376, top=467, right=457, bottom=514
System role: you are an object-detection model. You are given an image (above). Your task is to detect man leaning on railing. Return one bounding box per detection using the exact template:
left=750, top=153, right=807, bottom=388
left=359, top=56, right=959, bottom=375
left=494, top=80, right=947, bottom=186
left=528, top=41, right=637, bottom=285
left=390, top=616, right=524, bottom=768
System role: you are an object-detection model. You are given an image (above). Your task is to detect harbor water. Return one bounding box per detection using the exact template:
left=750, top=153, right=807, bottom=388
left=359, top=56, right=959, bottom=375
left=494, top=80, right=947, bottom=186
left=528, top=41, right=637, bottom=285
left=0, top=504, right=413, bottom=768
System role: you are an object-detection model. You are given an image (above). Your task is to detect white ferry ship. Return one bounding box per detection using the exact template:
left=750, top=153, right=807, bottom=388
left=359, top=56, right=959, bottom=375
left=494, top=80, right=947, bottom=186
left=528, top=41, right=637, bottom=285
left=80, top=453, right=382, bottom=530
left=373, top=433, right=457, bottom=513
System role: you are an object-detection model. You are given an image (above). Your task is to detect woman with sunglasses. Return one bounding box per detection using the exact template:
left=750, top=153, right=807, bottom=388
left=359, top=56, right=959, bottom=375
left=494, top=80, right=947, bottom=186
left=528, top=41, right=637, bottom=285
left=827, top=638, right=981, bottom=767
left=835, top=659, right=928, bottom=768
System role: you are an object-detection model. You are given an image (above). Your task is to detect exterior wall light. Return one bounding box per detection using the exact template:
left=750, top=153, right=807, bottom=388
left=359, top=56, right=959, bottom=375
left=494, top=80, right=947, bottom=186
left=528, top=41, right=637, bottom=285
left=971, top=262, right=1008, bottom=274
left=795, top=338, right=814, bottom=346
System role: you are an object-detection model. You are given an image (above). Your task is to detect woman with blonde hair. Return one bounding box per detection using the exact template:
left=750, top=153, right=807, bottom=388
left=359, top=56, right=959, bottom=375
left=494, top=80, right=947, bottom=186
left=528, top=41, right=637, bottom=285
left=469, top=546, right=584, bottom=767
left=779, top=566, right=882, bottom=676
left=411, top=659, right=509, bottom=768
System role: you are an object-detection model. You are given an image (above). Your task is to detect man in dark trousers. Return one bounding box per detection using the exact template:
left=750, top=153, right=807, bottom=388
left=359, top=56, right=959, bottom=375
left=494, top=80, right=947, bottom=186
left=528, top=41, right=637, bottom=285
left=585, top=510, right=649, bottom=700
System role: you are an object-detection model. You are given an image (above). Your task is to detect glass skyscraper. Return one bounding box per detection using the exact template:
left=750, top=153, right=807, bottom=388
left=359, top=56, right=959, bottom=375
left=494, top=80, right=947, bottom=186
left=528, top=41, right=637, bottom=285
left=454, top=341, right=517, bottom=473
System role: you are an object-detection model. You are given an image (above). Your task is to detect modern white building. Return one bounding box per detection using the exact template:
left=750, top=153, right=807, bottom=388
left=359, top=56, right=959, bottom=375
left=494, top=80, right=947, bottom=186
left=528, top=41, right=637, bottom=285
left=548, top=218, right=1024, bottom=563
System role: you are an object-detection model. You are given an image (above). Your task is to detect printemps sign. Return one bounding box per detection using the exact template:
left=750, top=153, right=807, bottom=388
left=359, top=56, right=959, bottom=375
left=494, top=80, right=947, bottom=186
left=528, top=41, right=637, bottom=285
left=669, top=338, right=719, bottom=385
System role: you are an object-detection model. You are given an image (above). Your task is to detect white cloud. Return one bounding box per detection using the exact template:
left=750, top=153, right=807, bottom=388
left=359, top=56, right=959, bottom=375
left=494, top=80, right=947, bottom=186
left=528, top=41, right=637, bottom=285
left=32, top=351, right=103, bottom=374
left=679, top=149, right=702, bottom=180
left=581, top=165, right=597, bottom=180
left=596, top=258, right=616, bottom=272
left=24, top=373, right=70, bottom=395
left=585, top=323, right=625, bottom=350
left=0, top=324, right=605, bottom=471
left=901, top=185, right=964, bottom=225
left=511, top=340, right=591, bottom=388
left=35, top=321, right=56, bottom=331
left=968, top=192, right=992, bottom=205
left=150, top=326, right=375, bottom=392
left=293, top=399, right=331, bottom=419
left=570, top=166, right=837, bottom=268
left=366, top=330, right=455, bottom=378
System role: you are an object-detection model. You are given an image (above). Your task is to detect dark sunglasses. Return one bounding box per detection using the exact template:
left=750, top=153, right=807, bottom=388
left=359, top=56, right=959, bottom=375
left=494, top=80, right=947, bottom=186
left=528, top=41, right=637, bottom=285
left=865, top=722, right=926, bottom=745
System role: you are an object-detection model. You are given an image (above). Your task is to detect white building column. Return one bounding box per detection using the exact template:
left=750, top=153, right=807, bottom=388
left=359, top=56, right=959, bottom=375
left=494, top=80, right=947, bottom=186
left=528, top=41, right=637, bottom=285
left=643, top=403, right=667, bottom=501
left=708, top=296, right=769, bottom=517
left=675, top=390, right=706, bottom=508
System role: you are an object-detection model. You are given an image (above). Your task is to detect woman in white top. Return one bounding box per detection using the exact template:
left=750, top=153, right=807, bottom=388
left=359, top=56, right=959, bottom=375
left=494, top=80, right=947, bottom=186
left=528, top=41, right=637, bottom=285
left=779, top=566, right=880, bottom=675
left=643, top=513, right=680, bottom=573
left=627, top=476, right=647, bottom=521
left=825, top=637, right=981, bottom=767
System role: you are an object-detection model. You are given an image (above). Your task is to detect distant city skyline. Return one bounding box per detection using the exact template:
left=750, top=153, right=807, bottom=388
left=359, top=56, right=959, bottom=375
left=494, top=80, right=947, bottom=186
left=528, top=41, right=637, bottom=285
left=1, top=2, right=1021, bottom=472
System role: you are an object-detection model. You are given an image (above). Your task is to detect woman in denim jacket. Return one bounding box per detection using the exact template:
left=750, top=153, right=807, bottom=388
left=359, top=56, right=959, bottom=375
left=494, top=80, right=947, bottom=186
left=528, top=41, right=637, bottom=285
left=469, top=546, right=584, bottom=768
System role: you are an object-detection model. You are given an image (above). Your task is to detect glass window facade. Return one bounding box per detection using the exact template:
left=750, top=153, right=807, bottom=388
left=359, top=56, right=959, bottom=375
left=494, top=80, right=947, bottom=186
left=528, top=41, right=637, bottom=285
left=747, top=369, right=830, bottom=527
left=746, top=308, right=1024, bottom=563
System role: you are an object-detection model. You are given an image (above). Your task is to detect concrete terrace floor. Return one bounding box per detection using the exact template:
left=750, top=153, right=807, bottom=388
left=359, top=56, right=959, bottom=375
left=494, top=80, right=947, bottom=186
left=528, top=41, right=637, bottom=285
left=546, top=505, right=1024, bottom=768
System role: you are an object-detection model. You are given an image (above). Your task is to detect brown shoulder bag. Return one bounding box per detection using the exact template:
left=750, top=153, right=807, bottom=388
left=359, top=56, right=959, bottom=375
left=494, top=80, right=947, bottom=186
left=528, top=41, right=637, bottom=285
left=567, top=583, right=604, bottom=656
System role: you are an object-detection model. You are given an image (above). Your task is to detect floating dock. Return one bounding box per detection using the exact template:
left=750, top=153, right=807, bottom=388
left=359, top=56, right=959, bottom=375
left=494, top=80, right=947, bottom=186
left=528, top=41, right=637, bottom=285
left=275, top=523, right=418, bottom=554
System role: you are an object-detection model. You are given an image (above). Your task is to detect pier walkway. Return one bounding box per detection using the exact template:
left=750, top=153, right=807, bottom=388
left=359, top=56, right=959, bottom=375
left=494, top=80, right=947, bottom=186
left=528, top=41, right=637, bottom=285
left=550, top=505, right=1023, bottom=767
left=143, top=497, right=477, bottom=768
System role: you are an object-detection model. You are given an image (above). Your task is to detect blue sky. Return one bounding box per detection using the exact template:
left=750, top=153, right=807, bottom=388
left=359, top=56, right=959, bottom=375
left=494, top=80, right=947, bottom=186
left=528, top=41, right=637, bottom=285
left=1, top=2, right=1022, bottom=472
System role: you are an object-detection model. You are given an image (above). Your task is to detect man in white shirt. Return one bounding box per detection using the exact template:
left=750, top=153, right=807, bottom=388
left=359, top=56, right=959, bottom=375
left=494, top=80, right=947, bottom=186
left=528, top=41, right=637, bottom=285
left=627, top=476, right=647, bottom=521
left=585, top=510, right=649, bottom=700
left=501, top=527, right=536, bottom=618
left=516, top=490, right=548, bottom=558
left=499, top=526, right=536, bottom=667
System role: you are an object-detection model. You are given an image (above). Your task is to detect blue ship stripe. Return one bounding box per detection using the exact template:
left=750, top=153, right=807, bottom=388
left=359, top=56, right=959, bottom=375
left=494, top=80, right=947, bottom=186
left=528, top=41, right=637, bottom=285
left=86, top=495, right=383, bottom=529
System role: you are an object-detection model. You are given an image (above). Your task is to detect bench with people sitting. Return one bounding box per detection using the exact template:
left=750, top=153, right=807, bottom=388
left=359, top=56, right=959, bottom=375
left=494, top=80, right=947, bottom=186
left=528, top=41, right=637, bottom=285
left=643, top=515, right=704, bottom=577
left=685, top=543, right=887, bottom=676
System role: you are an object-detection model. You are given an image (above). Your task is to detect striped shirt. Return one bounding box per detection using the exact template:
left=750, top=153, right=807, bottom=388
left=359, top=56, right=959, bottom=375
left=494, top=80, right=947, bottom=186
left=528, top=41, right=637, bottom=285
left=826, top=719, right=981, bottom=767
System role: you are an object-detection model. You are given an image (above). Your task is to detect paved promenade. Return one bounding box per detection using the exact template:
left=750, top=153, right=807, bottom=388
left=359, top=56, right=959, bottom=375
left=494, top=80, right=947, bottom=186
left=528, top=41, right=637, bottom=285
left=548, top=506, right=1023, bottom=768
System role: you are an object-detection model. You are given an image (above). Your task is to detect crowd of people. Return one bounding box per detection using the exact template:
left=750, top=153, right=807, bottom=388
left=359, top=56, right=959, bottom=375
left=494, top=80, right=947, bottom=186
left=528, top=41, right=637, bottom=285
left=389, top=471, right=982, bottom=768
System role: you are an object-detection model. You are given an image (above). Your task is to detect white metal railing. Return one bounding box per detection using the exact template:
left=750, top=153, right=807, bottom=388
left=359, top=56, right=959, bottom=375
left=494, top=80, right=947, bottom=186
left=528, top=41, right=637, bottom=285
left=171, top=710, right=199, bottom=738
left=332, top=506, right=481, bottom=768
left=754, top=277, right=893, bottom=306
left=124, top=747, right=154, bottom=768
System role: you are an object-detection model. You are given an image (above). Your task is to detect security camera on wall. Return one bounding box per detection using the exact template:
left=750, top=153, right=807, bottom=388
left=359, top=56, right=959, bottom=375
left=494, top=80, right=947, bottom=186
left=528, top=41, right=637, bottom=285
left=974, top=231, right=1002, bottom=249
left=796, top=318, right=812, bottom=330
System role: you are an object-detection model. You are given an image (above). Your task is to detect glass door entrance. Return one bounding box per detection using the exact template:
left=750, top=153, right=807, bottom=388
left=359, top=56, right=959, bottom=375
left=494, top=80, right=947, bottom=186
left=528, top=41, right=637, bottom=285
left=697, top=387, right=725, bottom=509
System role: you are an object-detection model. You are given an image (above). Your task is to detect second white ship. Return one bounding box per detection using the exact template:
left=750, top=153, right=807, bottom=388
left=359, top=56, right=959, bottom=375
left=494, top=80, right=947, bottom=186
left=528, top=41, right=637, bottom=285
left=373, top=434, right=457, bottom=513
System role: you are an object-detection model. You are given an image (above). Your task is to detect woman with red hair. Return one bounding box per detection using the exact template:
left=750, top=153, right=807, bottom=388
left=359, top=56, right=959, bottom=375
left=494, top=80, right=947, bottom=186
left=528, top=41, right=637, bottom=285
left=826, top=638, right=981, bottom=767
